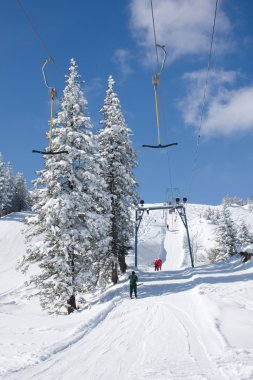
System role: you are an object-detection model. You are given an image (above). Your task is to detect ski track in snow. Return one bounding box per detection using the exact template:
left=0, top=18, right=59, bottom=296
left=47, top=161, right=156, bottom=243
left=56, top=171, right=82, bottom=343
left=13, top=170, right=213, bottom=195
left=1, top=207, right=253, bottom=380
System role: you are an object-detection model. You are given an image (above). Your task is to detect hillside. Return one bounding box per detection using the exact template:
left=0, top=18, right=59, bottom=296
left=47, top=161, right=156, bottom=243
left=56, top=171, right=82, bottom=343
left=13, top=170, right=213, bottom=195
left=0, top=205, right=253, bottom=380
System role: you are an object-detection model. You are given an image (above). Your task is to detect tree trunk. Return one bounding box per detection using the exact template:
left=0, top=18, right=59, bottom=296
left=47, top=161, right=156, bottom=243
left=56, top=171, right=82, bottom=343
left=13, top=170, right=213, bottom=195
left=111, top=262, right=118, bottom=284
left=118, top=252, right=127, bottom=273
left=67, top=294, right=77, bottom=314
left=240, top=251, right=252, bottom=262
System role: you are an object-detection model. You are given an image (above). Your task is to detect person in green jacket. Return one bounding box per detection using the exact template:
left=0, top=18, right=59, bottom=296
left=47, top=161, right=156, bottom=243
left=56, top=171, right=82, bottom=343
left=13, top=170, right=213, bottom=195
left=129, top=271, right=138, bottom=298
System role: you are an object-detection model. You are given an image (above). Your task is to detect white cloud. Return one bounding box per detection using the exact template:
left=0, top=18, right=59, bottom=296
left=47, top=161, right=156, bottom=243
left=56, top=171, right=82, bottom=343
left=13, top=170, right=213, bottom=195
left=180, top=69, right=253, bottom=136
left=129, top=0, right=232, bottom=65
left=85, top=77, right=103, bottom=95
left=183, top=69, right=238, bottom=87
left=113, top=49, right=133, bottom=78
left=204, top=86, right=253, bottom=135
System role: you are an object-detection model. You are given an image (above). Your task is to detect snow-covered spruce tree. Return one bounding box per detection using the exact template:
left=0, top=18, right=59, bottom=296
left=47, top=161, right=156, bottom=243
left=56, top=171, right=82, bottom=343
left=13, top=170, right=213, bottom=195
left=0, top=154, right=29, bottom=215
left=0, top=157, right=16, bottom=216
left=237, top=220, right=253, bottom=245
left=247, top=197, right=253, bottom=212
left=203, top=207, right=215, bottom=222
left=18, top=59, right=112, bottom=313
left=3, top=163, right=15, bottom=215
left=215, top=206, right=238, bottom=261
left=215, top=209, right=221, bottom=222
left=11, top=172, right=30, bottom=212
left=222, top=196, right=244, bottom=207
left=98, top=75, right=139, bottom=273
left=222, top=196, right=236, bottom=207
left=0, top=154, right=8, bottom=216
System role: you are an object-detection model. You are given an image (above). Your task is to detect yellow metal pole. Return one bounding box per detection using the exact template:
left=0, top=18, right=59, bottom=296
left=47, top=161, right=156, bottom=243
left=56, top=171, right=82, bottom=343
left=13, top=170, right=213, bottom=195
left=154, top=85, right=161, bottom=145
left=49, top=98, right=54, bottom=151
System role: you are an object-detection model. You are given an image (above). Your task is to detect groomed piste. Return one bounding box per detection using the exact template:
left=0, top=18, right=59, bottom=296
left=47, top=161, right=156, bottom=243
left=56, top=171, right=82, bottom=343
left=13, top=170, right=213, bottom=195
left=1, top=205, right=253, bottom=380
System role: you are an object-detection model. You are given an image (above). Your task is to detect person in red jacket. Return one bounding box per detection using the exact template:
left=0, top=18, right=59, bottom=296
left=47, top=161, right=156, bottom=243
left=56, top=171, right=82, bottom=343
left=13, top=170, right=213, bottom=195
left=157, top=258, right=162, bottom=270
left=154, top=259, right=159, bottom=271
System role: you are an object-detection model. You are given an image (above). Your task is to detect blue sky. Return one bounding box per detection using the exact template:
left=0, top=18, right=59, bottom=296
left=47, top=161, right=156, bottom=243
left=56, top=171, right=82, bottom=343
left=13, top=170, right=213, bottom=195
left=1, top=0, right=253, bottom=205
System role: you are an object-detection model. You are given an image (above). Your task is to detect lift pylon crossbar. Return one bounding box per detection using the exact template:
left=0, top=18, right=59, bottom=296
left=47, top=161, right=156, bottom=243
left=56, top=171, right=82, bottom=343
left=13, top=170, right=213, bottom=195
left=137, top=204, right=182, bottom=211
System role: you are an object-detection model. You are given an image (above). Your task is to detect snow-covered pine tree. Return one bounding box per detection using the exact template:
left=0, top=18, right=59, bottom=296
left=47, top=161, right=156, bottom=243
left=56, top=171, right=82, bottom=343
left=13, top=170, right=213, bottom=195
left=98, top=75, right=139, bottom=273
left=222, top=196, right=244, bottom=206
left=0, top=154, right=8, bottom=216
left=0, top=154, right=30, bottom=215
left=215, top=206, right=238, bottom=261
left=203, top=207, right=215, bottom=222
left=3, top=163, right=15, bottom=215
left=247, top=197, right=253, bottom=212
left=19, top=59, right=112, bottom=313
left=215, top=209, right=221, bottom=222
left=12, top=172, right=30, bottom=212
left=0, top=156, right=16, bottom=216
left=237, top=220, right=253, bottom=245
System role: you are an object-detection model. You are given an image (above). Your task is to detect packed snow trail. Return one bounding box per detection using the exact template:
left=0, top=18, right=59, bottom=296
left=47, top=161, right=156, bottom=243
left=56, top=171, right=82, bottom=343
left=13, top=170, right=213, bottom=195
left=163, top=209, right=184, bottom=270
left=0, top=212, right=29, bottom=297
left=1, top=209, right=253, bottom=380
left=136, top=207, right=185, bottom=270
left=6, top=263, right=253, bottom=380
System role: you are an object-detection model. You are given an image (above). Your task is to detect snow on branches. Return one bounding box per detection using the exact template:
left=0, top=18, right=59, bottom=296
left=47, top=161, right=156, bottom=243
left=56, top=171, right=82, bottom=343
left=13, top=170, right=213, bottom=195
left=19, top=60, right=114, bottom=314
left=98, top=75, right=139, bottom=273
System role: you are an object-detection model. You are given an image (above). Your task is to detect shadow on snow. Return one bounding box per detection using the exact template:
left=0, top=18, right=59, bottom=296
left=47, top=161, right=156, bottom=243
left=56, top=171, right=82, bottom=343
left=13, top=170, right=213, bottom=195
left=135, top=258, right=253, bottom=299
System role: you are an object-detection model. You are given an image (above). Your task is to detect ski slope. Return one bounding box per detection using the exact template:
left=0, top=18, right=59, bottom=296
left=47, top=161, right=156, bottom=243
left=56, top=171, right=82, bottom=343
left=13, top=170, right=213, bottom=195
left=1, top=206, right=253, bottom=380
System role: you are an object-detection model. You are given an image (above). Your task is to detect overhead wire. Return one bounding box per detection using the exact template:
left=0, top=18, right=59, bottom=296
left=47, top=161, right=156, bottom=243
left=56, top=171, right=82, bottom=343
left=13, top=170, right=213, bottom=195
left=16, top=0, right=52, bottom=56
left=188, top=0, right=219, bottom=197
left=16, top=0, right=68, bottom=154
left=159, top=73, right=175, bottom=199
left=150, top=0, right=175, bottom=200
left=150, top=0, right=160, bottom=71
left=16, top=0, right=64, bottom=78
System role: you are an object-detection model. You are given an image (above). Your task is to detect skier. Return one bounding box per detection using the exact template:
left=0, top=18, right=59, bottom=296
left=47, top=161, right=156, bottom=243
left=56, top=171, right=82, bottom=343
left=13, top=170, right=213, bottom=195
left=157, top=258, right=162, bottom=270
left=129, top=271, right=138, bottom=298
left=154, top=259, right=159, bottom=271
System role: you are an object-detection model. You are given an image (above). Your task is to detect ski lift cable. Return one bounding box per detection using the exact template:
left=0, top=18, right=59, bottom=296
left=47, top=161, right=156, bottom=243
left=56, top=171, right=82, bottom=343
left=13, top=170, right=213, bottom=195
left=150, top=0, right=159, bottom=72
left=16, top=0, right=51, bottom=56
left=159, top=74, right=175, bottom=196
left=143, top=0, right=178, bottom=149
left=16, top=0, right=68, bottom=155
left=151, top=0, right=165, bottom=146
left=188, top=0, right=219, bottom=196
left=166, top=149, right=174, bottom=196
left=16, top=0, right=64, bottom=77
left=148, top=0, right=176, bottom=201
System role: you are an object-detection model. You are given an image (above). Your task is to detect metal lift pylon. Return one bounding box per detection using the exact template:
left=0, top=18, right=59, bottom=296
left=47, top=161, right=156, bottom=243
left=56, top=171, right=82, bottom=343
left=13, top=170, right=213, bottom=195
left=134, top=200, right=194, bottom=268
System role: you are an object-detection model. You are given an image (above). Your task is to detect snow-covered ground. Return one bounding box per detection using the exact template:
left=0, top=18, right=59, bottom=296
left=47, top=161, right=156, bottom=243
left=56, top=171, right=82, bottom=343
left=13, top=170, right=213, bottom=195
left=1, top=205, right=253, bottom=379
